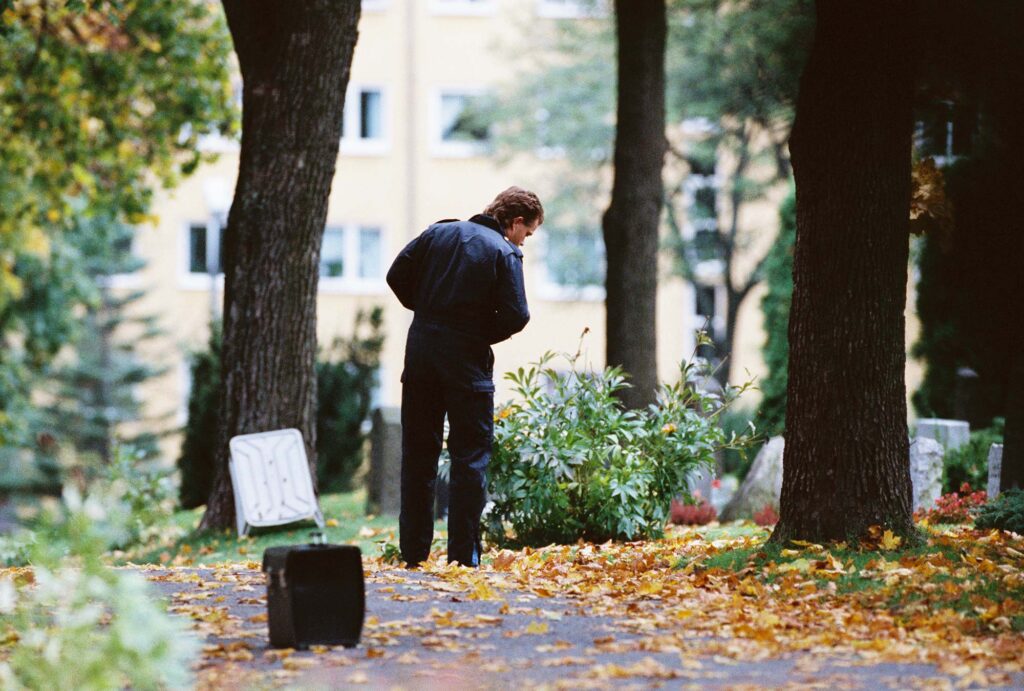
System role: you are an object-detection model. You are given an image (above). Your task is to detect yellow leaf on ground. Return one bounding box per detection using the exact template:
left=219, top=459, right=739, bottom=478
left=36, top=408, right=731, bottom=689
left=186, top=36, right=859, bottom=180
left=882, top=530, right=902, bottom=550
left=525, top=621, right=549, bottom=634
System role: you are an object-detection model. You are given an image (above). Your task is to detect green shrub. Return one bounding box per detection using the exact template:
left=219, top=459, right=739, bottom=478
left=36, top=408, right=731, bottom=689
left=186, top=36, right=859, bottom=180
left=484, top=352, right=755, bottom=547
left=975, top=488, right=1024, bottom=535
left=176, top=321, right=222, bottom=510
left=316, top=307, right=384, bottom=493
left=718, top=406, right=757, bottom=481
left=103, top=445, right=177, bottom=549
left=942, top=418, right=1003, bottom=494
left=0, top=485, right=198, bottom=689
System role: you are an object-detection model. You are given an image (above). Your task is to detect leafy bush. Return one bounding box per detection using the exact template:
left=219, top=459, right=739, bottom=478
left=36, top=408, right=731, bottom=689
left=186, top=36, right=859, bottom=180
left=974, top=488, right=1024, bottom=535
left=0, top=485, right=198, bottom=689
left=103, top=445, right=177, bottom=549
left=670, top=498, right=717, bottom=526
left=942, top=418, right=1003, bottom=494
left=484, top=352, right=754, bottom=547
left=916, top=484, right=988, bottom=524
left=176, top=322, right=222, bottom=509
left=316, top=307, right=385, bottom=492
left=718, top=406, right=757, bottom=480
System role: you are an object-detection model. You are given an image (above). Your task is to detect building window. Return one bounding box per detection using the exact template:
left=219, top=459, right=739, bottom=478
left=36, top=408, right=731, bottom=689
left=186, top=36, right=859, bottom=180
left=341, top=85, right=389, bottom=154
left=319, top=224, right=385, bottom=291
left=358, top=227, right=383, bottom=279
left=432, top=90, right=490, bottom=157
left=321, top=227, right=346, bottom=278
left=430, top=0, right=496, bottom=16
left=693, top=283, right=721, bottom=360
left=441, top=93, right=489, bottom=143
left=539, top=227, right=605, bottom=301
left=187, top=221, right=223, bottom=275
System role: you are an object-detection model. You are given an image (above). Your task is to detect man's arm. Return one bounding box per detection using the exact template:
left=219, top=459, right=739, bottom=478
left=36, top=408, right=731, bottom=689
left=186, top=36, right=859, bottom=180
left=386, top=229, right=432, bottom=311
left=488, top=251, right=530, bottom=344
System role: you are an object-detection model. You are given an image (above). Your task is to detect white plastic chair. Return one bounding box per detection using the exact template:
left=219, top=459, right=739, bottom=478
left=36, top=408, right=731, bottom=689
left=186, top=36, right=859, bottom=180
left=228, top=428, right=325, bottom=537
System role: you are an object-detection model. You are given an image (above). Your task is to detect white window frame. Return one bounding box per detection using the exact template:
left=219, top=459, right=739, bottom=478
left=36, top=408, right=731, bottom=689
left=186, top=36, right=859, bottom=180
left=317, top=223, right=388, bottom=295
left=536, top=0, right=604, bottom=19
left=340, top=83, right=391, bottom=156
left=362, top=0, right=390, bottom=12
left=535, top=231, right=605, bottom=302
left=429, top=87, right=491, bottom=158
left=429, top=0, right=496, bottom=16
left=179, top=220, right=225, bottom=291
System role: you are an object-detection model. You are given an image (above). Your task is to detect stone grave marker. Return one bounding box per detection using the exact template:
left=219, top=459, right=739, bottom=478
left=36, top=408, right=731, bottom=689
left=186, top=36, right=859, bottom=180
left=987, top=443, right=1003, bottom=499
left=916, top=418, right=970, bottom=452
left=909, top=437, right=944, bottom=511
left=367, top=406, right=402, bottom=515
left=720, top=436, right=785, bottom=521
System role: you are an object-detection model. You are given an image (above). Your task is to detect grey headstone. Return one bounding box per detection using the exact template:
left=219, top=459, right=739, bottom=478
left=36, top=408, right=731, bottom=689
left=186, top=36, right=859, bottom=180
left=909, top=437, right=944, bottom=512
left=366, top=406, right=402, bottom=516
left=720, top=436, right=785, bottom=521
left=916, top=418, right=970, bottom=453
left=687, top=466, right=714, bottom=504
left=987, top=443, right=1003, bottom=499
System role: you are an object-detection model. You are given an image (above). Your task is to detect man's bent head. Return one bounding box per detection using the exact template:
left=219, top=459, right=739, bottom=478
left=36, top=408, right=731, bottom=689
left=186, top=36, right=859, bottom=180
left=484, top=187, right=544, bottom=247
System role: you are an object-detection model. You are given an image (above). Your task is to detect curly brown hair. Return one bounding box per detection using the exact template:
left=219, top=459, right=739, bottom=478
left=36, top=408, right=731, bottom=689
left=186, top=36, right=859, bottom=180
left=483, top=186, right=544, bottom=230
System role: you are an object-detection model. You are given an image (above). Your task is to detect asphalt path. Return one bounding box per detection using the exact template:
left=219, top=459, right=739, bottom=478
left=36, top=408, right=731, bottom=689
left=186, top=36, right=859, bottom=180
left=139, top=565, right=1023, bottom=690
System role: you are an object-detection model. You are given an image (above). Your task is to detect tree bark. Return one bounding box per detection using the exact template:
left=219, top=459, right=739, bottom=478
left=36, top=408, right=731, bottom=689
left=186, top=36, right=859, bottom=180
left=771, top=2, right=916, bottom=544
left=201, top=0, right=361, bottom=530
left=602, top=0, right=666, bottom=410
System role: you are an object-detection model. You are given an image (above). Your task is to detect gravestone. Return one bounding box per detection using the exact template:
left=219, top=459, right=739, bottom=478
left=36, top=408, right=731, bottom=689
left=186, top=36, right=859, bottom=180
left=720, top=436, right=785, bottom=521
left=909, top=437, right=944, bottom=512
left=687, top=467, right=714, bottom=504
left=710, top=474, right=739, bottom=514
left=367, top=406, right=402, bottom=516
left=987, top=443, right=1003, bottom=499
left=916, top=418, right=970, bottom=453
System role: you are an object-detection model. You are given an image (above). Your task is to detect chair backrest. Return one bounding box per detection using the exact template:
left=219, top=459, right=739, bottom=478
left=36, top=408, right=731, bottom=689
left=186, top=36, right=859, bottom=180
left=229, top=428, right=321, bottom=534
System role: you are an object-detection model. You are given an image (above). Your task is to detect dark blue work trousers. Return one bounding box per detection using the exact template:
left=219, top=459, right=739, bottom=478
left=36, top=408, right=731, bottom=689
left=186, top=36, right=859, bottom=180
left=399, top=322, right=494, bottom=567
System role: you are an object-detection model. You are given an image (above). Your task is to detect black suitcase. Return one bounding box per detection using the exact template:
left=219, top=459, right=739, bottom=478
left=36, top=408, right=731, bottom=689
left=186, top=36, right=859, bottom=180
left=262, top=536, right=364, bottom=649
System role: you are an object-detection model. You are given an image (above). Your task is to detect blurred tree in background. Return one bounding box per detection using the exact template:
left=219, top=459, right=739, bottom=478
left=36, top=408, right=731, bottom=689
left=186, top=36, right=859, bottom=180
left=487, top=0, right=811, bottom=384
left=0, top=0, right=235, bottom=445
left=43, top=214, right=167, bottom=463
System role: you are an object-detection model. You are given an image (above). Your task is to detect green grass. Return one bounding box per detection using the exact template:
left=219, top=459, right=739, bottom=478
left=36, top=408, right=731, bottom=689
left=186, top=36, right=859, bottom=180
left=117, top=490, right=408, bottom=566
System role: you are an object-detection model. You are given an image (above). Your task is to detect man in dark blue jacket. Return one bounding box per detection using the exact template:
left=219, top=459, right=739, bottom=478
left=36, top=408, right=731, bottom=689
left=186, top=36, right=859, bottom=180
left=387, top=187, right=543, bottom=567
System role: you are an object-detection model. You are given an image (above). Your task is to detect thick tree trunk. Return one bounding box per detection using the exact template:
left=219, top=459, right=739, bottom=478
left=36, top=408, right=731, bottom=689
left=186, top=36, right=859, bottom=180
left=201, top=0, right=361, bottom=530
left=602, top=0, right=666, bottom=410
left=771, top=2, right=916, bottom=544
left=989, top=26, right=1024, bottom=492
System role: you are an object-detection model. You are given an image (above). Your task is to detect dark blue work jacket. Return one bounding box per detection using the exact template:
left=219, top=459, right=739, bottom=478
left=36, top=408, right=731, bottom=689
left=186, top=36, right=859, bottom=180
left=387, top=214, right=530, bottom=390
